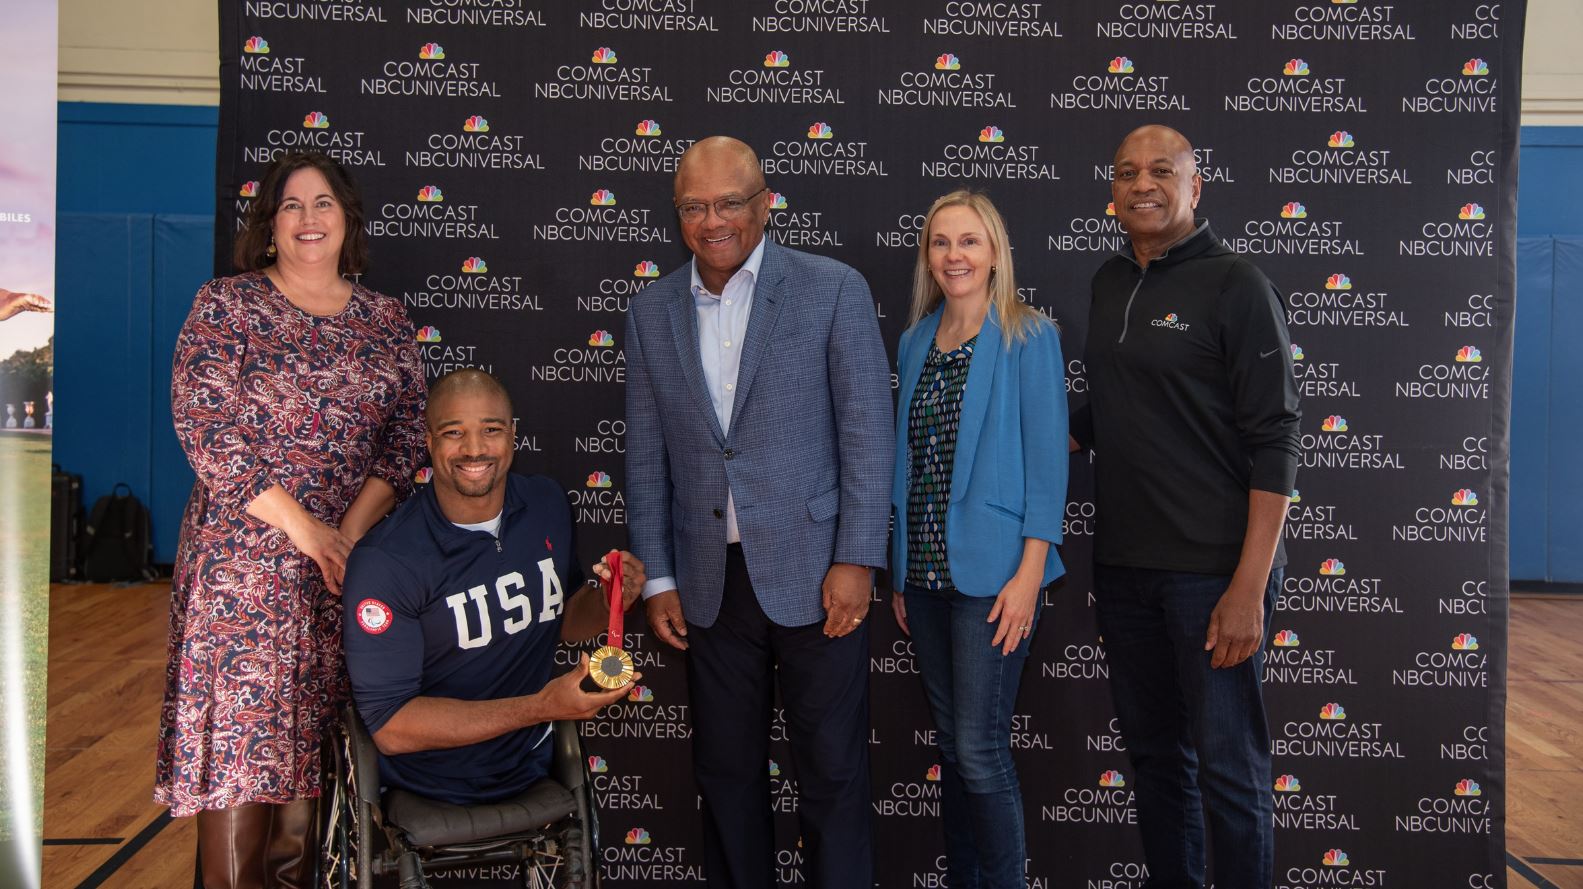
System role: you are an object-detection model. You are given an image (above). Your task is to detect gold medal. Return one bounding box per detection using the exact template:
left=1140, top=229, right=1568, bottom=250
left=586, top=551, right=633, bottom=690
left=588, top=644, right=635, bottom=689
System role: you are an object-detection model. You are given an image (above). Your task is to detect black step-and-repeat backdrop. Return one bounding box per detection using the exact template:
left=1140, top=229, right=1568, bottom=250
left=217, top=2, right=1520, bottom=886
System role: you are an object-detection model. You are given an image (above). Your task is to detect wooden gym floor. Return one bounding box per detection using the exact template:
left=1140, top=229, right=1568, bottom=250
left=37, top=583, right=1583, bottom=888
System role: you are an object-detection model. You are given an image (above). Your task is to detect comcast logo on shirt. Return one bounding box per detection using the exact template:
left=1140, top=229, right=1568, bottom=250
left=1151, top=312, right=1191, bottom=332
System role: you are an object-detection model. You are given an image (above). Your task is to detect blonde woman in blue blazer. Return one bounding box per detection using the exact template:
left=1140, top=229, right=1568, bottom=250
left=890, top=190, right=1068, bottom=888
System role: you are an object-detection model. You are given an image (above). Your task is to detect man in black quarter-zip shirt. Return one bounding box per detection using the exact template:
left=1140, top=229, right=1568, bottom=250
left=1070, top=125, right=1301, bottom=889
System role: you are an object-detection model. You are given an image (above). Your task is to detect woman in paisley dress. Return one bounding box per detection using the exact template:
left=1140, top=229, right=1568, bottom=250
left=157, top=151, right=427, bottom=889
left=888, top=191, right=1069, bottom=889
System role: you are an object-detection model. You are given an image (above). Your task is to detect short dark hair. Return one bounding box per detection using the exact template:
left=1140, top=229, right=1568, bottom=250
left=426, top=369, right=514, bottom=430
left=232, top=151, right=369, bottom=275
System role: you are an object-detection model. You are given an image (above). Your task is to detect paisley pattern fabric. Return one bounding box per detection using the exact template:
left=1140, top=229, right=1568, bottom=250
left=906, top=334, right=977, bottom=591
left=155, top=272, right=427, bottom=817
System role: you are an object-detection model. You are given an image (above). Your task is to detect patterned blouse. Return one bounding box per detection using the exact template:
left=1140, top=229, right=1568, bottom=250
left=906, top=334, right=977, bottom=590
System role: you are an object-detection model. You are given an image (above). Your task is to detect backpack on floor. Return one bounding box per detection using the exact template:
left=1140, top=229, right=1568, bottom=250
left=82, top=483, right=155, bottom=583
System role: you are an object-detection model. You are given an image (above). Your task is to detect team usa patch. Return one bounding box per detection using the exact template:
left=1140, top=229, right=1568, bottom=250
left=356, top=598, right=394, bottom=635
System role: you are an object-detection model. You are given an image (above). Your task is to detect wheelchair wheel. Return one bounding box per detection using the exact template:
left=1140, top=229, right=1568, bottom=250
left=321, top=719, right=376, bottom=889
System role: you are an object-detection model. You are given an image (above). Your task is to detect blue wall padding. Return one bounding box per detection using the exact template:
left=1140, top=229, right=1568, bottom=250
left=58, top=104, right=218, bottom=216
left=151, top=216, right=212, bottom=562
left=1550, top=240, right=1583, bottom=581
left=54, top=214, right=156, bottom=552
left=1511, top=239, right=1554, bottom=580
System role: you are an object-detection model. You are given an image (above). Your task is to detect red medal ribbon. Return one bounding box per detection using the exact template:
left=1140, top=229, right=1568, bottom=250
left=604, top=550, right=623, bottom=647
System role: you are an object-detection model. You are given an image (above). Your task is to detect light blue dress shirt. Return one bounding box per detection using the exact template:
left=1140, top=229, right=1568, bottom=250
left=642, top=237, right=766, bottom=599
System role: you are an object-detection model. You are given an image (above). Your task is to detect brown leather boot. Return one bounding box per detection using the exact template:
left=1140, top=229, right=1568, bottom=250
left=196, top=802, right=270, bottom=889
left=266, top=797, right=319, bottom=889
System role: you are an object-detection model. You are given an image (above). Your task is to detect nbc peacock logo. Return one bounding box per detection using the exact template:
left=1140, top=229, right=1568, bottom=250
left=1275, top=774, right=1301, bottom=792
left=634, top=260, right=660, bottom=278
left=243, top=36, right=270, bottom=54
left=978, top=125, right=1005, bottom=143
left=1328, top=130, right=1354, bottom=148
left=239, top=180, right=259, bottom=198
left=592, top=47, right=618, bottom=64
left=935, top=53, right=961, bottom=70
left=1455, top=345, right=1483, bottom=363
left=925, top=764, right=942, bottom=782
left=1281, top=201, right=1308, bottom=219
left=764, top=50, right=789, bottom=68
left=624, top=828, right=651, bottom=845
left=1273, top=630, right=1300, bottom=647
left=1321, top=415, right=1348, bottom=432
left=635, top=119, right=661, bottom=137
left=1462, top=58, right=1490, bottom=76
left=1454, top=778, right=1481, bottom=796
left=590, top=188, right=617, bottom=206
left=587, top=470, right=613, bottom=488
left=627, top=685, right=653, bottom=702
left=1322, top=849, right=1350, bottom=867
left=807, top=122, right=833, bottom=139
left=1325, top=273, right=1352, bottom=290
left=419, top=42, right=445, bottom=60
left=1459, top=202, right=1486, bottom=220
left=1291, top=489, right=1301, bottom=503
left=589, top=330, right=615, bottom=347
left=1284, top=59, right=1311, bottom=76
left=1452, top=633, right=1479, bottom=651
left=1319, top=702, right=1347, bottom=720
left=769, top=192, right=788, bottom=209
left=416, top=325, right=442, bottom=343
left=461, top=257, right=487, bottom=274
left=463, top=115, right=489, bottom=133
left=1290, top=344, right=1305, bottom=361
left=414, top=467, right=433, bottom=484
left=303, top=111, right=330, bottom=129
left=1452, top=488, right=1479, bottom=507
left=1319, top=558, right=1346, bottom=576
left=768, top=759, right=781, bottom=777
left=588, top=755, right=608, bottom=773
left=1099, top=770, right=1126, bottom=788
left=417, top=185, right=443, bottom=202
left=1108, top=56, right=1134, bottom=74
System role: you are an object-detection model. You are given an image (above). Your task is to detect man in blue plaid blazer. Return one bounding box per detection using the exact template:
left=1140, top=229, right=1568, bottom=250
left=624, top=136, right=891, bottom=889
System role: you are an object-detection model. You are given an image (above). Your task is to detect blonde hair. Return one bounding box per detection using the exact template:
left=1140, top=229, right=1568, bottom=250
left=908, top=190, right=1044, bottom=344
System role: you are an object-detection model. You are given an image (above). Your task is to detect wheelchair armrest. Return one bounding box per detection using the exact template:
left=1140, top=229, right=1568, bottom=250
left=550, top=720, right=587, bottom=792
left=340, top=702, right=385, bottom=808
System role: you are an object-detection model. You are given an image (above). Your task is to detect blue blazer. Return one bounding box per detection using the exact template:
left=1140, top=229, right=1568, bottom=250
left=890, top=306, right=1070, bottom=596
left=624, top=240, right=893, bottom=627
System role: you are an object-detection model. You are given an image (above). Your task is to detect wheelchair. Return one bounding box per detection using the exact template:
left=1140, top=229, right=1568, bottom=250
left=319, top=703, right=600, bottom=889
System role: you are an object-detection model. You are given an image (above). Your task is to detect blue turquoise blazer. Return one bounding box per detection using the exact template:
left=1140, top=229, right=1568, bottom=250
left=890, top=306, right=1070, bottom=596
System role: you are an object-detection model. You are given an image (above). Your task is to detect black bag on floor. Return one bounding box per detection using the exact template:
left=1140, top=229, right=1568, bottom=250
left=82, top=483, right=156, bottom=583
left=50, top=464, right=84, bottom=582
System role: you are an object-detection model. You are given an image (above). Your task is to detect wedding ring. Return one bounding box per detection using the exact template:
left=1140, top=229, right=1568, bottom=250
left=1018, top=625, right=1030, bottom=631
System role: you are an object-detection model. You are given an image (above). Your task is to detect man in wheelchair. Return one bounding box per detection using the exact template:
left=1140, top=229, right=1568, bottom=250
left=338, top=368, right=643, bottom=886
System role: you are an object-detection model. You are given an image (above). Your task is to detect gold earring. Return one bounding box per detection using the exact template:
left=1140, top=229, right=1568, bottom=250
left=266, top=236, right=277, bottom=257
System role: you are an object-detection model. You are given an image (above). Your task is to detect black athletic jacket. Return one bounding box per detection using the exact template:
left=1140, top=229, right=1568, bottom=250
left=1072, top=221, right=1301, bottom=575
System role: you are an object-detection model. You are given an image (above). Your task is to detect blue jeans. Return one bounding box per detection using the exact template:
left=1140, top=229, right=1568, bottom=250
left=904, top=584, right=1039, bottom=889
left=1093, top=565, right=1281, bottom=889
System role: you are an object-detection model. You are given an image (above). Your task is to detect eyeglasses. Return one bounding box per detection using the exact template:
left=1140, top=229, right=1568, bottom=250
left=675, top=187, right=767, bottom=224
